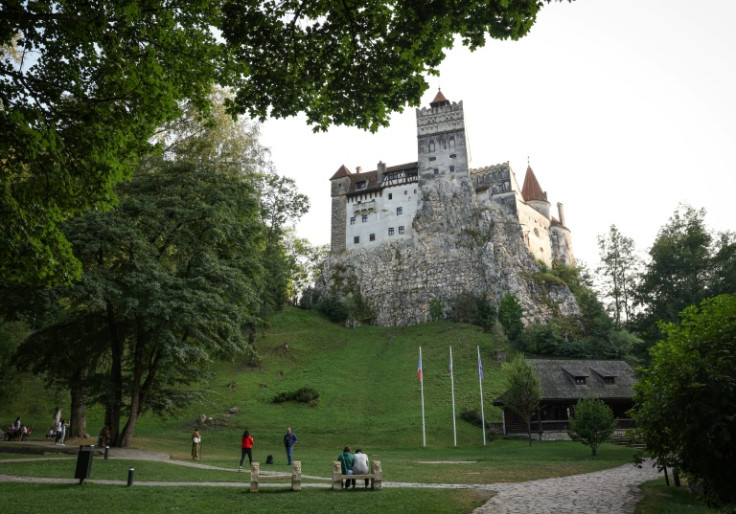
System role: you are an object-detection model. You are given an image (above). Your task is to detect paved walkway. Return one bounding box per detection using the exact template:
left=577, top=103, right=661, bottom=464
left=0, top=443, right=661, bottom=513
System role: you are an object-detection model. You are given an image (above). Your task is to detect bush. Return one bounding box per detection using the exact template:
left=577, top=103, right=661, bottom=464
left=498, top=293, right=523, bottom=341
left=519, top=323, right=564, bottom=355
left=429, top=298, right=444, bottom=321
left=317, top=296, right=350, bottom=322
left=272, top=387, right=320, bottom=406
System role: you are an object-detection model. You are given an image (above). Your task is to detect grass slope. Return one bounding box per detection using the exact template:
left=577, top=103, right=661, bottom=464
left=3, top=307, right=638, bottom=482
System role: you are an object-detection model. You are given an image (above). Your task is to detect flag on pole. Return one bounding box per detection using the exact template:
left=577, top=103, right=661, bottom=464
left=449, top=350, right=453, bottom=379
left=477, top=353, right=484, bottom=380
left=418, top=353, right=423, bottom=382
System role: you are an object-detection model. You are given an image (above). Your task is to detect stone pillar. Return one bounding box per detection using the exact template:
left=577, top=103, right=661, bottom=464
left=291, top=461, right=302, bottom=491
left=331, top=461, right=343, bottom=490
left=250, top=462, right=260, bottom=492
left=371, top=460, right=382, bottom=490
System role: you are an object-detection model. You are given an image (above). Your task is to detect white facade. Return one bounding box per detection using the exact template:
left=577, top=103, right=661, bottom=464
left=329, top=93, right=574, bottom=267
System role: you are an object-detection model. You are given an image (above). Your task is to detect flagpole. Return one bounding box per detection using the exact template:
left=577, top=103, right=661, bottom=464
left=477, top=345, right=486, bottom=446
left=450, top=346, right=457, bottom=447
left=419, top=346, right=426, bottom=447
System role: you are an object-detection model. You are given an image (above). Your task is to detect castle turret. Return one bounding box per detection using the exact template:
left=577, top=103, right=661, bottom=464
left=521, top=165, right=550, bottom=219
left=416, top=90, right=471, bottom=189
left=329, top=165, right=352, bottom=253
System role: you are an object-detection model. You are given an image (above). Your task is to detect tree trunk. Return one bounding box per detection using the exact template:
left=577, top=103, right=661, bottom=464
left=69, top=369, right=89, bottom=438
left=107, top=301, right=124, bottom=446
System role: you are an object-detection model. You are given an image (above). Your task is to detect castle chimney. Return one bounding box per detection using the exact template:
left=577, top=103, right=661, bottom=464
left=356, top=166, right=362, bottom=173
left=377, top=161, right=386, bottom=183
left=557, top=202, right=566, bottom=226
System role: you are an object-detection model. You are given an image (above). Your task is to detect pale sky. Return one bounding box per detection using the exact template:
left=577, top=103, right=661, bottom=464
left=260, top=0, right=736, bottom=270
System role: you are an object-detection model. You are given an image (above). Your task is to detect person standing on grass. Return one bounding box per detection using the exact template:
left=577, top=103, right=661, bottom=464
left=192, top=429, right=202, bottom=460
left=283, top=427, right=297, bottom=465
left=353, top=449, right=370, bottom=488
left=239, top=429, right=254, bottom=469
left=338, top=446, right=355, bottom=489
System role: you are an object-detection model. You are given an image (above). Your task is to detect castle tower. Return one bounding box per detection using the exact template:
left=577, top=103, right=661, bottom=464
left=416, top=91, right=471, bottom=189
left=329, top=164, right=352, bottom=253
left=521, top=165, right=550, bottom=219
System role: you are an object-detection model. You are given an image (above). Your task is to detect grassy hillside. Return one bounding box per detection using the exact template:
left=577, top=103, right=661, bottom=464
left=131, top=307, right=514, bottom=454
left=2, top=307, right=640, bottom=483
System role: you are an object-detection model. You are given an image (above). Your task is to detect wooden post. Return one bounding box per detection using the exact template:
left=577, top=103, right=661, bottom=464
left=250, top=462, right=260, bottom=492
left=371, top=460, right=382, bottom=490
left=331, top=461, right=343, bottom=490
left=291, top=461, right=302, bottom=491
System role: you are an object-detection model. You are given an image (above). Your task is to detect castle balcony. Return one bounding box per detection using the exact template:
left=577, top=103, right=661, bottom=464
left=352, top=199, right=377, bottom=215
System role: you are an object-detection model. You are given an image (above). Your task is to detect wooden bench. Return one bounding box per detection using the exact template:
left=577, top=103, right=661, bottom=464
left=250, top=461, right=302, bottom=492
left=331, top=460, right=382, bottom=490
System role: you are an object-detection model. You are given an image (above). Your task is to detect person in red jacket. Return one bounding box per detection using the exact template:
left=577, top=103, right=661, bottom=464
left=238, top=429, right=254, bottom=470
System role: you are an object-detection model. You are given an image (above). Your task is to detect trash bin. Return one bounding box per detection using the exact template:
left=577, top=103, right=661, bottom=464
left=75, top=445, right=95, bottom=484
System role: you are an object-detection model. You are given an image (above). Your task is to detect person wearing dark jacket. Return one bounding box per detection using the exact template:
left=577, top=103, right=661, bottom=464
left=283, top=427, right=297, bottom=465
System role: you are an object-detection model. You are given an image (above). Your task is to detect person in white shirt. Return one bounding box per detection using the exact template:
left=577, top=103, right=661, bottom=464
left=353, top=449, right=370, bottom=488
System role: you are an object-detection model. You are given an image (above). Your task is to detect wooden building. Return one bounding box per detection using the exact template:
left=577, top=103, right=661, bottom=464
left=493, top=359, right=637, bottom=437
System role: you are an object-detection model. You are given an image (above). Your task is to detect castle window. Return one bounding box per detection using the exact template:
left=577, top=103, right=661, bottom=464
left=389, top=228, right=395, bottom=236
left=350, top=217, right=356, bottom=225
left=369, top=233, right=375, bottom=241
left=398, top=226, right=405, bottom=234
left=429, top=156, right=436, bottom=162
left=434, top=168, right=439, bottom=175
left=450, top=153, right=456, bottom=159
left=575, top=377, right=586, bottom=385
left=414, top=189, right=417, bottom=194
left=449, top=136, right=456, bottom=150
left=356, top=181, right=367, bottom=190
left=404, top=190, right=407, bottom=195
left=388, top=193, right=392, bottom=200
left=354, top=236, right=360, bottom=244
left=429, top=140, right=435, bottom=152
left=362, top=215, right=368, bottom=223
left=449, top=166, right=455, bottom=172
left=604, top=377, right=615, bottom=384
left=396, top=207, right=403, bottom=215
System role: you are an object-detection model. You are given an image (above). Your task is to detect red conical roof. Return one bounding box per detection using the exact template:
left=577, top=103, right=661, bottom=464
left=430, top=90, right=450, bottom=108
left=329, top=164, right=352, bottom=180
left=521, top=165, right=548, bottom=202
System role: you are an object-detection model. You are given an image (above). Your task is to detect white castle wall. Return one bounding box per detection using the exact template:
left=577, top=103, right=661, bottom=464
left=345, top=183, right=419, bottom=250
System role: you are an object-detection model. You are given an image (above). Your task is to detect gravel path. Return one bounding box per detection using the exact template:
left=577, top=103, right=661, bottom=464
left=1, top=443, right=661, bottom=512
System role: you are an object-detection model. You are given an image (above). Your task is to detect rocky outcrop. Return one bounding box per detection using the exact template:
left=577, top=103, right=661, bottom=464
left=316, top=176, right=580, bottom=327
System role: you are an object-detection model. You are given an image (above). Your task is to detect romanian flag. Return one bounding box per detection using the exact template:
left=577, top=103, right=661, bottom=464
left=418, top=354, right=423, bottom=382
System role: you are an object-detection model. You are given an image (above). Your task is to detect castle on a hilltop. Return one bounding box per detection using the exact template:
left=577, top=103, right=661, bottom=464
left=329, top=91, right=575, bottom=268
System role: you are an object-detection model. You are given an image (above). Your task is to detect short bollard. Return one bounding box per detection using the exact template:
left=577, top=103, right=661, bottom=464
left=127, top=467, right=134, bottom=487
left=104, top=446, right=109, bottom=460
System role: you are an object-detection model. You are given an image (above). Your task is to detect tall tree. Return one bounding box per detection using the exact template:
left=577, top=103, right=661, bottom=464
left=501, top=357, right=541, bottom=446
left=632, top=294, right=736, bottom=506
left=2, top=0, right=565, bottom=285
left=633, top=205, right=713, bottom=346
left=596, top=225, right=639, bottom=328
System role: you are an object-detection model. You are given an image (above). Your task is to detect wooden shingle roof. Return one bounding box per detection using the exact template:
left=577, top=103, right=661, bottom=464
left=527, top=359, right=636, bottom=400
left=494, top=359, right=636, bottom=406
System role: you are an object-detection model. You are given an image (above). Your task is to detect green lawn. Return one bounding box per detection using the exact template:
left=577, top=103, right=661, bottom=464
left=0, top=307, right=648, bottom=512
left=0, top=483, right=494, bottom=514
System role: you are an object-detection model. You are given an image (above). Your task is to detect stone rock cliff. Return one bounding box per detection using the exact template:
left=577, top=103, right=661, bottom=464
left=316, top=176, right=580, bottom=327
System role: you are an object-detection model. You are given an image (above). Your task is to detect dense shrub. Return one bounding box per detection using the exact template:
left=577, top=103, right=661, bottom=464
left=519, top=323, right=564, bottom=355
left=498, top=293, right=524, bottom=342
left=317, top=296, right=350, bottom=322
left=272, top=387, right=320, bottom=406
